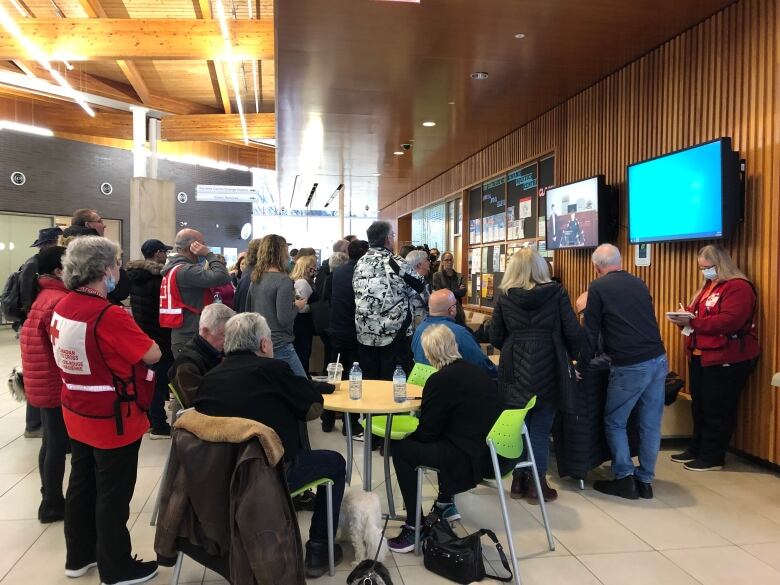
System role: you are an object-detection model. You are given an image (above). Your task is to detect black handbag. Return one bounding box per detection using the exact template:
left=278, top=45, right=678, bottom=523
left=422, top=515, right=512, bottom=583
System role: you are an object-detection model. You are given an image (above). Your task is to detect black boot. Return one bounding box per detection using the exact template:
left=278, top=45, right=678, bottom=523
left=305, top=540, right=343, bottom=578
left=593, top=476, right=639, bottom=500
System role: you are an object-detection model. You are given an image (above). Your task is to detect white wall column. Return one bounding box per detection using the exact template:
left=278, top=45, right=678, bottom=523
left=148, top=117, right=161, bottom=179
left=130, top=106, right=148, bottom=178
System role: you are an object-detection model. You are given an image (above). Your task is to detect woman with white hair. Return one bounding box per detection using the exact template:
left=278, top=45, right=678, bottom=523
left=490, top=247, right=581, bottom=504
left=387, top=325, right=506, bottom=553
left=52, top=236, right=161, bottom=585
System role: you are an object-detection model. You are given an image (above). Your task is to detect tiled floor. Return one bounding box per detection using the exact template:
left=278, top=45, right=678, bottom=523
left=1, top=328, right=779, bottom=585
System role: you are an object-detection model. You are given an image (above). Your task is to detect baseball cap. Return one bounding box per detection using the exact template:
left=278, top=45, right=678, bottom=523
left=31, top=227, right=63, bottom=248
left=141, top=239, right=173, bottom=258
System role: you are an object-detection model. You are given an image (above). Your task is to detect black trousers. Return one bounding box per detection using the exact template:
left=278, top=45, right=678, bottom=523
left=286, top=449, right=346, bottom=542
left=688, top=356, right=754, bottom=465
left=149, top=352, right=174, bottom=430
left=26, top=403, right=41, bottom=432
left=38, top=407, right=69, bottom=513
left=294, top=313, right=315, bottom=377
left=358, top=331, right=413, bottom=382
left=65, top=438, right=141, bottom=584
left=392, top=439, right=448, bottom=526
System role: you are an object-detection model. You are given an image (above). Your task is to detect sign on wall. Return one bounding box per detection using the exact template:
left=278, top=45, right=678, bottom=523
left=195, top=185, right=260, bottom=203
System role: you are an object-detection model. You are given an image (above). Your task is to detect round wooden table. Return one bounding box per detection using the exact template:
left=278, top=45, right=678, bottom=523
left=323, top=380, right=423, bottom=507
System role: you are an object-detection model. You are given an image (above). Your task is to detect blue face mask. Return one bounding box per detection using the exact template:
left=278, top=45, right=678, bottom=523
left=105, top=273, right=117, bottom=293
left=702, top=267, right=718, bottom=281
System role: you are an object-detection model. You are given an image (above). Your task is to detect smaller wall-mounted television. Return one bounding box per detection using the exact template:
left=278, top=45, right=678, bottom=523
left=627, top=138, right=741, bottom=244
left=545, top=175, right=613, bottom=250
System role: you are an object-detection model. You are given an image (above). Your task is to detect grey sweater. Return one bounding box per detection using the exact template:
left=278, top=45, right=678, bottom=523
left=248, top=271, right=298, bottom=348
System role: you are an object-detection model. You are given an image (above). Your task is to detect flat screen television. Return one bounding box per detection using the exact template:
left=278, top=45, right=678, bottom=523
left=627, top=138, right=741, bottom=244
left=545, top=175, right=612, bottom=250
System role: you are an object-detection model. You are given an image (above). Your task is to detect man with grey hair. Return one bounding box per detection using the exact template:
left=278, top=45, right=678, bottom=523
left=194, top=313, right=346, bottom=578
left=160, top=228, right=230, bottom=354
left=353, top=221, right=426, bottom=380
left=583, top=243, right=667, bottom=501
left=169, top=303, right=235, bottom=408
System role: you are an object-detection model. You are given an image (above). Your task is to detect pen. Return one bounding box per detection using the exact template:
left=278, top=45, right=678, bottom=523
left=678, top=302, right=686, bottom=312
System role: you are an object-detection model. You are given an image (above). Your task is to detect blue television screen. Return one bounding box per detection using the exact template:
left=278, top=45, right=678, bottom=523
left=628, top=139, right=735, bottom=244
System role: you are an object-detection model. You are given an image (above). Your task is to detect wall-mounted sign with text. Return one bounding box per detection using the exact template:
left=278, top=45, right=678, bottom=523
left=195, top=185, right=260, bottom=203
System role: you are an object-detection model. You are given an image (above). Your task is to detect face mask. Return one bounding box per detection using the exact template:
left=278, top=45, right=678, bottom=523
left=702, top=267, right=718, bottom=281
left=104, top=273, right=117, bottom=293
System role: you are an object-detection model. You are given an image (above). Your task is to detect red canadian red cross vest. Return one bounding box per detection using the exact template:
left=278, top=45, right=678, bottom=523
left=52, top=291, right=155, bottom=435
left=159, top=263, right=213, bottom=328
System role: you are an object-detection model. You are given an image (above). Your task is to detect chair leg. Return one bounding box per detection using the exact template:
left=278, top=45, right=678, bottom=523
left=344, top=414, right=353, bottom=486
left=364, top=414, right=373, bottom=491
left=151, top=442, right=172, bottom=526
left=489, top=442, right=522, bottom=584
left=384, top=414, right=396, bottom=518
left=414, top=468, right=424, bottom=556
left=579, top=479, right=585, bottom=491
left=326, top=482, right=335, bottom=576
left=170, top=551, right=184, bottom=585
left=523, top=426, right=555, bottom=551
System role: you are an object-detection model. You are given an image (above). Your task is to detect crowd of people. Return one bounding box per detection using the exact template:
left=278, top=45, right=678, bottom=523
left=7, top=210, right=759, bottom=584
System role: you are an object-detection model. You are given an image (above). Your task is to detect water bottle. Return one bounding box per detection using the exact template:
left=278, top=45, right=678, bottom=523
left=213, top=290, right=222, bottom=303
left=393, top=365, right=407, bottom=403
left=349, top=362, right=362, bottom=400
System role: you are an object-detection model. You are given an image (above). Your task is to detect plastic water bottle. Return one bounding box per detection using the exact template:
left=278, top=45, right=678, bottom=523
left=349, top=362, right=362, bottom=400
left=213, top=291, right=222, bottom=303
left=393, top=365, right=407, bottom=403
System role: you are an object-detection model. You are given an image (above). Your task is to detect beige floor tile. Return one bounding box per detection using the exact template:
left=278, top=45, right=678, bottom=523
left=0, top=472, right=39, bottom=520
left=583, top=490, right=729, bottom=550
left=130, top=466, right=164, bottom=514
left=0, top=519, right=48, bottom=579
left=653, top=480, right=780, bottom=544
left=512, top=556, right=603, bottom=585
left=741, top=541, right=780, bottom=571
left=0, top=474, right=25, bottom=497
left=580, top=551, right=701, bottom=585
left=0, top=438, right=39, bottom=475
left=130, top=513, right=205, bottom=584
left=663, top=545, right=780, bottom=585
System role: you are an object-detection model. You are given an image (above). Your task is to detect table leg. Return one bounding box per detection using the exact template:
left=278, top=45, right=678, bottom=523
left=344, top=414, right=353, bottom=486
left=384, top=414, right=395, bottom=518
left=364, top=413, right=372, bottom=491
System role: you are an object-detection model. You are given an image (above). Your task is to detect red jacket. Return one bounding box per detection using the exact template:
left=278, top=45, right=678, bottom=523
left=20, top=276, right=69, bottom=408
left=686, top=278, right=759, bottom=366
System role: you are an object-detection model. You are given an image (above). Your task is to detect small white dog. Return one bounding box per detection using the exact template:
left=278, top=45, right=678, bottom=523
left=338, top=487, right=388, bottom=564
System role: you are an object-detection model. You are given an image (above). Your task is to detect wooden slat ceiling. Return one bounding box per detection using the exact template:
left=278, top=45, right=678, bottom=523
left=276, top=0, right=738, bottom=210
left=0, top=0, right=275, bottom=167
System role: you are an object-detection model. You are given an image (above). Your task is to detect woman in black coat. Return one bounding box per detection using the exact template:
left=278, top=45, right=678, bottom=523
left=490, top=248, right=581, bottom=503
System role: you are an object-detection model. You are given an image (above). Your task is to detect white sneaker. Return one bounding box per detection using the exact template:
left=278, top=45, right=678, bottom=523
left=65, top=561, right=97, bottom=578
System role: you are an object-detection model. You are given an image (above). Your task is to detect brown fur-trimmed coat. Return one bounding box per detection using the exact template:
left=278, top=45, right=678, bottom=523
left=154, top=410, right=305, bottom=585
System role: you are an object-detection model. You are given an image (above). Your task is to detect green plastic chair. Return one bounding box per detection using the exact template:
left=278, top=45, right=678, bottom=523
left=363, top=362, right=434, bottom=516
left=413, top=395, right=555, bottom=585
left=290, top=478, right=335, bottom=577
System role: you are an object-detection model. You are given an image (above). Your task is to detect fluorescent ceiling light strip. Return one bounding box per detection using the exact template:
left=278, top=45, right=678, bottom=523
left=0, top=120, right=53, bottom=136
left=214, top=0, right=249, bottom=144
left=8, top=0, right=27, bottom=17
left=0, top=4, right=95, bottom=117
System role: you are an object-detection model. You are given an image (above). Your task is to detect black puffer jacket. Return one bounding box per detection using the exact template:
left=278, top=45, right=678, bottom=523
left=490, top=282, right=581, bottom=407
left=126, top=259, right=172, bottom=357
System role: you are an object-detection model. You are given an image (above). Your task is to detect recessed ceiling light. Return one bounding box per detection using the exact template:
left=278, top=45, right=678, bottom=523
left=393, top=151, right=404, bottom=155
left=514, top=33, right=526, bottom=39
left=448, top=101, right=455, bottom=105
left=372, top=173, right=381, bottom=177
left=422, top=121, right=436, bottom=127
left=470, top=71, right=489, bottom=80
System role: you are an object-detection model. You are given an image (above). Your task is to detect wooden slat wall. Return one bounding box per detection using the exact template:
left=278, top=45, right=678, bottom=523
left=380, top=0, right=780, bottom=463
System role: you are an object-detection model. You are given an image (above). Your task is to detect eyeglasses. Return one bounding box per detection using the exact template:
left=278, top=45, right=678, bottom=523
left=448, top=303, right=457, bottom=311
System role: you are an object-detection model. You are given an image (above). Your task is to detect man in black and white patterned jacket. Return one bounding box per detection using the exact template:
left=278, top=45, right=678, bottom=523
left=353, top=221, right=426, bottom=380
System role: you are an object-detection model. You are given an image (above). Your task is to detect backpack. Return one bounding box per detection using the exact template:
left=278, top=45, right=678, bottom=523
left=1, top=268, right=25, bottom=322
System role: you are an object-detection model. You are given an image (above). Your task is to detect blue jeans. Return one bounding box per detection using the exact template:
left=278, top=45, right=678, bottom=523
left=274, top=342, right=307, bottom=378
left=286, top=450, right=346, bottom=542
left=604, top=354, right=668, bottom=483
left=519, top=397, right=557, bottom=477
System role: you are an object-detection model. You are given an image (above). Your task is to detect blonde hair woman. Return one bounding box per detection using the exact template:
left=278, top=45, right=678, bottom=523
left=490, top=247, right=581, bottom=504
left=667, top=244, right=759, bottom=471
left=386, top=325, right=508, bottom=554
left=291, top=254, right=318, bottom=373
left=248, top=234, right=308, bottom=377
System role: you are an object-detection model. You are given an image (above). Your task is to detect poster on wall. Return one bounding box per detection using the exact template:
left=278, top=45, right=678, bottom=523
left=471, top=248, right=482, bottom=273
left=493, top=246, right=501, bottom=272
left=468, top=186, right=482, bottom=245
left=507, top=163, right=538, bottom=240
left=469, top=219, right=482, bottom=244
left=481, top=247, right=489, bottom=273
left=481, top=175, right=506, bottom=243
